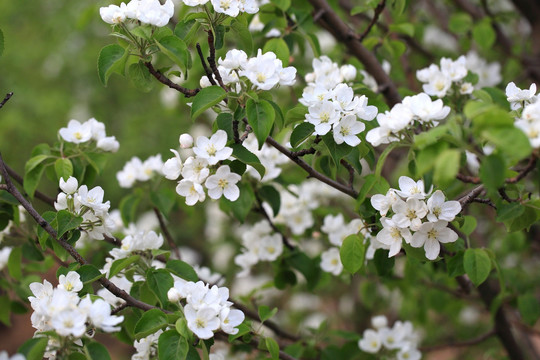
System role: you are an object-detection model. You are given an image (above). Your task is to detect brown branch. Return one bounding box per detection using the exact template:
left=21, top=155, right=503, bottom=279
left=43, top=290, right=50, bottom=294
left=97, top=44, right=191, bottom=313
left=340, top=159, right=355, bottom=189
left=255, top=195, right=295, bottom=250
left=420, top=329, right=496, bottom=352
left=196, top=43, right=217, bottom=86
left=231, top=302, right=300, bottom=342
left=506, top=154, right=537, bottom=183
left=265, top=136, right=358, bottom=198
left=290, top=148, right=316, bottom=157
left=498, top=188, right=520, bottom=203
left=458, top=185, right=485, bottom=208
left=0, top=152, right=162, bottom=313
left=153, top=207, right=181, bottom=259
left=144, top=62, right=200, bottom=97
left=358, top=0, right=386, bottom=42
left=206, top=30, right=227, bottom=90
left=472, top=198, right=497, bottom=209
left=5, top=163, right=56, bottom=206
left=456, top=173, right=481, bottom=184
left=308, top=0, right=401, bottom=106
left=0, top=92, right=13, bottom=109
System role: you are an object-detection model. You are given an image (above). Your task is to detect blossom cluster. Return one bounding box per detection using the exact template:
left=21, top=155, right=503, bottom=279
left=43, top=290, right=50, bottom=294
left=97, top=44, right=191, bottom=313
left=370, top=176, right=461, bottom=260
left=506, top=82, right=540, bottom=148
left=110, top=230, right=164, bottom=259
left=299, top=56, right=378, bottom=146
left=0, top=351, right=25, bottom=360
left=28, top=272, right=123, bottom=356
left=54, top=176, right=115, bottom=241
left=201, top=49, right=296, bottom=92
left=167, top=280, right=245, bottom=339
left=181, top=0, right=259, bottom=17
left=416, top=52, right=501, bottom=98
left=319, top=214, right=372, bottom=276
left=234, top=221, right=283, bottom=277
left=163, top=130, right=242, bottom=204
left=366, top=92, right=451, bottom=147
left=358, top=315, right=421, bottom=360
left=100, top=0, right=174, bottom=27
left=116, top=155, right=164, bottom=188
left=58, top=118, right=119, bottom=152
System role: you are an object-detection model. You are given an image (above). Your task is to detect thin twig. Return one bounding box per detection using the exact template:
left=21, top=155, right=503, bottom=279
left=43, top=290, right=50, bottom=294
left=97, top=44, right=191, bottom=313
left=358, top=0, right=386, bottom=42
left=144, top=62, right=200, bottom=97
left=420, top=329, right=496, bottom=352
left=498, top=188, right=520, bottom=203
left=340, top=159, right=355, bottom=189
left=153, top=207, right=181, bottom=259
left=472, top=198, right=497, bottom=209
left=0, top=92, right=13, bottom=109
left=255, top=195, right=295, bottom=250
left=265, top=137, right=359, bottom=198
left=458, top=185, right=485, bottom=207
left=506, top=154, right=537, bottom=183
left=196, top=43, right=217, bottom=86
left=456, top=173, right=481, bottom=184
left=206, top=30, right=227, bottom=90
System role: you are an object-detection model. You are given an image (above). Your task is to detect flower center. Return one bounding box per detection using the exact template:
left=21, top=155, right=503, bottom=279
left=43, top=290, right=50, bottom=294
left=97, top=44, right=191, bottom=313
left=218, top=178, right=228, bottom=189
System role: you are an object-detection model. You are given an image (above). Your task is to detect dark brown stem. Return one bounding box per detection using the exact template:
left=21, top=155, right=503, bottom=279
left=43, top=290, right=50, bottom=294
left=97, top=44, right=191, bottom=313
left=472, top=198, right=497, bottom=209
left=153, top=207, right=181, bottom=259
left=206, top=30, right=227, bottom=90
left=456, top=173, right=481, bottom=184
left=0, top=92, right=13, bottom=109
left=111, top=302, right=130, bottom=315
left=144, top=62, right=200, bottom=97
left=506, top=154, right=537, bottom=184
left=196, top=43, right=217, bottom=86
left=358, top=0, right=386, bottom=42
left=420, top=329, right=496, bottom=352
left=458, top=185, right=485, bottom=208
left=265, top=137, right=358, bottom=198
left=308, top=0, right=401, bottom=106
left=255, top=195, right=295, bottom=250
left=340, top=159, right=355, bottom=189
left=290, top=148, right=316, bottom=157
left=498, top=188, right=520, bottom=203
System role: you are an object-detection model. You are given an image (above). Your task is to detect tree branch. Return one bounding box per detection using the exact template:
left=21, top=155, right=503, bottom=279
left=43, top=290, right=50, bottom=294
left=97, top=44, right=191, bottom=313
left=0, top=92, right=13, bottom=109
left=153, top=207, right=181, bottom=259
left=420, top=329, right=496, bottom=352
left=265, top=136, right=358, bottom=198
left=308, top=0, right=401, bottom=106
left=506, top=154, right=537, bottom=184
left=206, top=30, right=227, bottom=90
left=196, top=43, right=217, bottom=86
left=458, top=185, right=485, bottom=208
left=358, top=0, right=386, bottom=42
left=144, top=62, right=200, bottom=97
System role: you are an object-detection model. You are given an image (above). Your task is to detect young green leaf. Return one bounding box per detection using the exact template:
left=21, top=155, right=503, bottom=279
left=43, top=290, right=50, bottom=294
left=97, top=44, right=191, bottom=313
left=166, top=260, right=199, bottom=282
left=190, top=86, right=227, bottom=120
left=263, top=38, right=290, bottom=66
left=158, top=330, right=189, bottom=360
left=97, top=44, right=128, bottom=86
left=147, top=269, right=174, bottom=306
left=128, top=61, right=154, bottom=92
left=463, top=248, right=491, bottom=286
left=339, top=234, right=365, bottom=274
left=54, top=158, right=73, bottom=182
left=156, top=36, right=189, bottom=73
left=290, top=122, right=314, bottom=148
left=134, top=308, right=169, bottom=339
left=246, top=99, right=275, bottom=149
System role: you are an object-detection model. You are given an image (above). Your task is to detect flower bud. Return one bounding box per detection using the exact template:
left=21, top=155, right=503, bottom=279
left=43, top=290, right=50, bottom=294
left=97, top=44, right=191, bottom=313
left=179, top=133, right=194, bottom=148
left=340, top=64, right=357, bottom=82
left=60, top=176, right=78, bottom=195
left=167, top=287, right=181, bottom=303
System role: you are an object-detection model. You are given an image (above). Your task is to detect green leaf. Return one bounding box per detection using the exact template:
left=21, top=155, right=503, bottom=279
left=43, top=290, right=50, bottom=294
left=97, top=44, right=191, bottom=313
left=375, top=143, right=400, bottom=177
left=468, top=104, right=513, bottom=131
left=507, top=206, right=539, bottom=232
left=265, top=337, right=280, bottom=360
left=86, top=342, right=111, bottom=360
left=447, top=250, right=466, bottom=277
left=434, top=149, right=460, bottom=188
left=131, top=25, right=152, bottom=40
left=109, top=255, right=141, bottom=279
left=479, top=154, right=505, bottom=192
left=120, top=193, right=141, bottom=225
left=356, top=174, right=378, bottom=206
left=230, top=20, right=253, bottom=55
left=246, top=99, right=275, bottom=149
left=166, top=260, right=199, bottom=282
left=449, top=13, right=473, bottom=34
left=159, top=330, right=189, bottom=360
left=25, top=154, right=50, bottom=174
left=128, top=61, right=154, bottom=92
left=190, top=86, right=227, bottom=120
left=339, top=234, right=365, bottom=274
left=18, top=337, right=48, bottom=360
left=216, top=113, right=234, bottom=140
left=258, top=305, right=278, bottom=323
left=23, top=162, right=46, bottom=200
left=174, top=20, right=198, bottom=44
left=481, top=127, right=532, bottom=162
left=134, top=308, right=169, bottom=339
left=150, top=189, right=176, bottom=218
left=258, top=185, right=281, bottom=216
left=290, top=122, right=314, bottom=148
left=287, top=252, right=321, bottom=290
left=54, top=158, right=73, bottom=181
left=413, top=125, right=448, bottom=150
left=156, top=36, right=189, bottom=73
left=389, top=23, right=415, bottom=36
left=322, top=133, right=352, bottom=168
left=454, top=215, right=477, bottom=236
left=350, top=0, right=378, bottom=15
left=373, top=249, right=394, bottom=277
left=97, top=44, right=128, bottom=86
left=220, top=182, right=255, bottom=222
left=263, top=38, right=290, bottom=66
left=77, top=264, right=104, bottom=284
left=7, top=246, right=22, bottom=280
left=496, top=202, right=524, bottom=222
left=56, top=210, right=83, bottom=238
left=463, top=248, right=491, bottom=286
left=37, top=211, right=56, bottom=250
left=271, top=0, right=290, bottom=11
left=0, top=295, right=10, bottom=325
left=285, top=104, right=307, bottom=125
left=231, top=143, right=265, bottom=178
left=518, top=293, right=540, bottom=326
left=147, top=268, right=174, bottom=306
left=473, top=19, right=496, bottom=51
left=214, top=24, right=226, bottom=50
